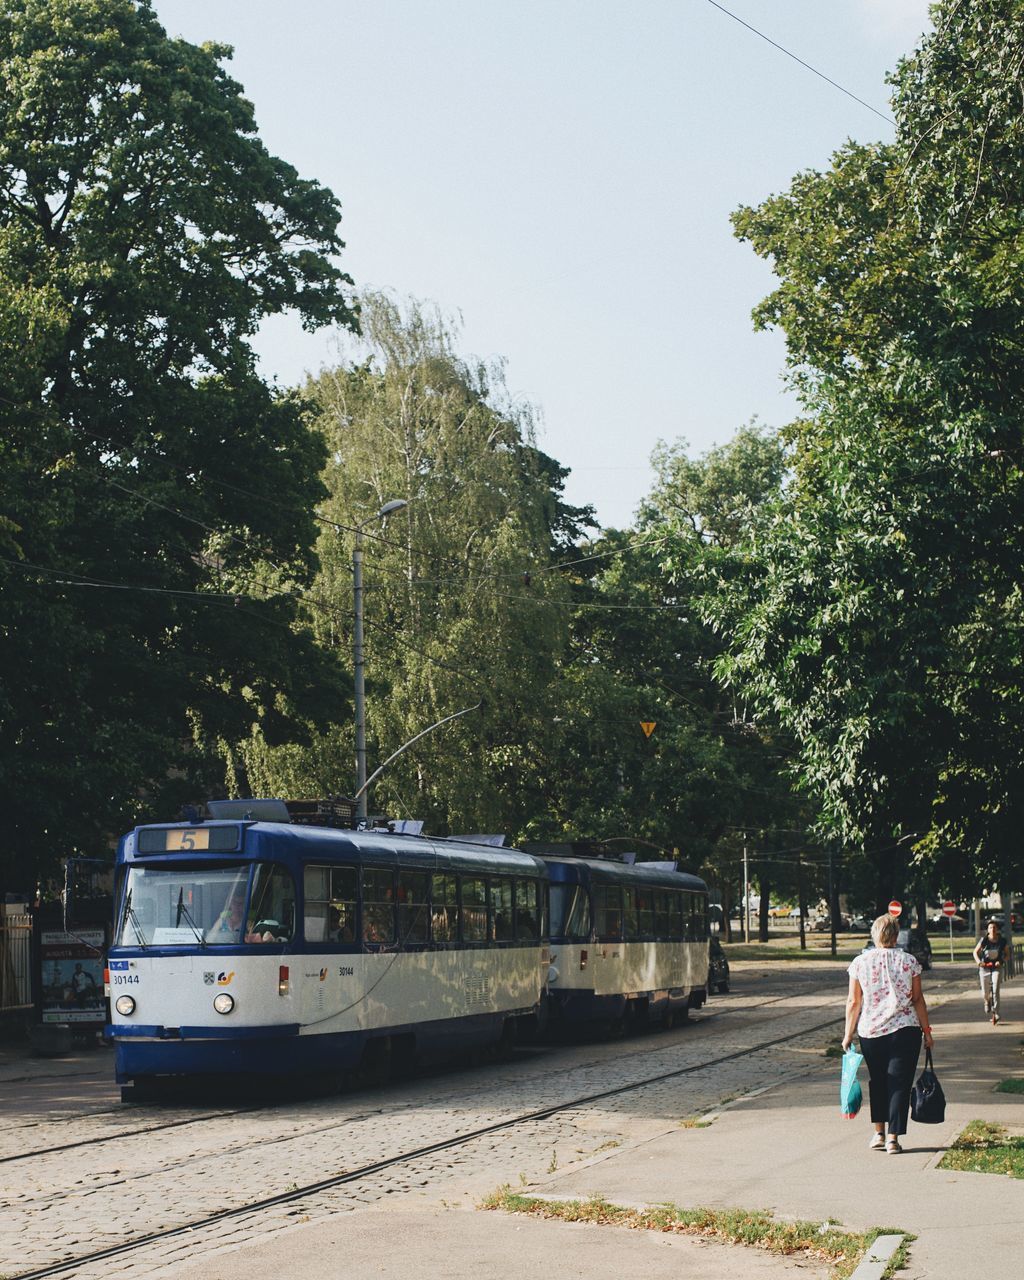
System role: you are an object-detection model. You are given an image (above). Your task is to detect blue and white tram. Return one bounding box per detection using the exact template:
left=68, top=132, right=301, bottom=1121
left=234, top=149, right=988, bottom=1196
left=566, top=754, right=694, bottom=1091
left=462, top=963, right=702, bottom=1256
left=544, top=857, right=709, bottom=1028
left=106, top=817, right=549, bottom=1088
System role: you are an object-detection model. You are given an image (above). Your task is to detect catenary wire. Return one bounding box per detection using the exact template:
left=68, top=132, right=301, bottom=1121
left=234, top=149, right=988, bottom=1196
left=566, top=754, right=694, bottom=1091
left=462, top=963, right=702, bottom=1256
left=704, top=0, right=895, bottom=125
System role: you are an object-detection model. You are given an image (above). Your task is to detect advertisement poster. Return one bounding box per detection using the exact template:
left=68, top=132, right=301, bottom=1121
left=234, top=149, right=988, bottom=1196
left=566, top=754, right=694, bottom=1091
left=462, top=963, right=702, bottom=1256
left=40, top=930, right=106, bottom=1025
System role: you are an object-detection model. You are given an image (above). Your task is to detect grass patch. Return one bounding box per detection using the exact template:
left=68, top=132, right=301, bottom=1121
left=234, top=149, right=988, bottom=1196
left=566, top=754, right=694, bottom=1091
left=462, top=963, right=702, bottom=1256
left=938, top=1121, right=1024, bottom=1178
left=721, top=932, right=981, bottom=964
left=824, top=1038, right=845, bottom=1059
left=680, top=1116, right=713, bottom=1128
left=995, top=1078, right=1024, bottom=1094
left=480, top=1188, right=908, bottom=1279
left=723, top=943, right=857, bottom=962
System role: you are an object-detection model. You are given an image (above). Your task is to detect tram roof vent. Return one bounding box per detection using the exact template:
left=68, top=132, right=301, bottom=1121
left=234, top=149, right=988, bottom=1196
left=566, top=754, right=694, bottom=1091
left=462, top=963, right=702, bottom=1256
left=203, top=797, right=360, bottom=828
left=207, top=798, right=291, bottom=822
left=284, top=796, right=359, bottom=828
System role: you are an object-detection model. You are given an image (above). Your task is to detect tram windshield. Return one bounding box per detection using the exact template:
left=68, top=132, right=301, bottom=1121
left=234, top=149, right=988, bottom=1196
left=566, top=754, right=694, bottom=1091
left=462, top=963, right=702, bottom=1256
left=549, top=883, right=591, bottom=941
left=115, top=863, right=295, bottom=946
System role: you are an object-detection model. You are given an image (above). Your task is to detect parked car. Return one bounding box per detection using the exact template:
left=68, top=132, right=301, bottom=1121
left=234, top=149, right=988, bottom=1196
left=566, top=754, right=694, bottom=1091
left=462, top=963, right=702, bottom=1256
left=863, top=927, right=932, bottom=970
left=929, top=912, right=969, bottom=932
left=813, top=916, right=850, bottom=932
left=984, top=912, right=1023, bottom=930
left=897, top=927, right=932, bottom=970
left=707, top=936, right=730, bottom=994
left=848, top=915, right=870, bottom=932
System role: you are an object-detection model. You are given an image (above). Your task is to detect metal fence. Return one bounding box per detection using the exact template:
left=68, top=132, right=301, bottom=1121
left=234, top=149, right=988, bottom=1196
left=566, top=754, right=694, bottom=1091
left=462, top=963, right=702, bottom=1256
left=1, top=914, right=32, bottom=1011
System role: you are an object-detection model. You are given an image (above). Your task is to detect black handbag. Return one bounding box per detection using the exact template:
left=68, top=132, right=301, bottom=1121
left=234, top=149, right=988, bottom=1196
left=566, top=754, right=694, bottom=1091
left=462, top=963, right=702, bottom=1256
left=911, top=1048, right=946, bottom=1124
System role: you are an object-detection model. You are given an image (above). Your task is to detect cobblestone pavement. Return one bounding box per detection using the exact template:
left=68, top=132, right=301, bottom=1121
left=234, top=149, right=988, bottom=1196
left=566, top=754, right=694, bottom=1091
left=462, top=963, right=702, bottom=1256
left=0, top=964, right=966, bottom=1278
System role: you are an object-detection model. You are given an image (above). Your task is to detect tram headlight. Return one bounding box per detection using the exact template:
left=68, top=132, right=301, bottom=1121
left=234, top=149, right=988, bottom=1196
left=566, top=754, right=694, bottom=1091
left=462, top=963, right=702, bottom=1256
left=213, top=993, right=235, bottom=1015
left=115, top=995, right=136, bottom=1017
left=547, top=963, right=559, bottom=985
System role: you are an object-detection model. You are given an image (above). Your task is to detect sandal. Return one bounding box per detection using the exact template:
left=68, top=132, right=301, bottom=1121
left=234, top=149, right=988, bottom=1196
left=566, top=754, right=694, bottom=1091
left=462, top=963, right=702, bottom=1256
left=869, top=1132, right=886, bottom=1150
left=886, top=1137, right=902, bottom=1154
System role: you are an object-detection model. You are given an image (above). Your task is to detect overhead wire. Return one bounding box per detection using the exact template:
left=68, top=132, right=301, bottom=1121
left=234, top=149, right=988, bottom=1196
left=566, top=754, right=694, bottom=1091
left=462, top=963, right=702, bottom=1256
left=704, top=0, right=895, bottom=126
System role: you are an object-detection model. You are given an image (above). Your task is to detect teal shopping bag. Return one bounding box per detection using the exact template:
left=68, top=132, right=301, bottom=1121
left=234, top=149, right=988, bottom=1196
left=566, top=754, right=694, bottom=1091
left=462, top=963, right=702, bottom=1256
left=840, top=1047, right=863, bottom=1119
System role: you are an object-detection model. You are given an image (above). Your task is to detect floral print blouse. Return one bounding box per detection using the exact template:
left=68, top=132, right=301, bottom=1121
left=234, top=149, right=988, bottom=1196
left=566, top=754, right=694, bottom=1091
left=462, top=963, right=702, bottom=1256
left=848, top=946, right=922, bottom=1038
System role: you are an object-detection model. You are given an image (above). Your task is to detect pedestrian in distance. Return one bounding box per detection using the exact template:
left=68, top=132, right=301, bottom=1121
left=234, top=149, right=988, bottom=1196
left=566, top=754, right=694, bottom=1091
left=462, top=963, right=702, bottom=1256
left=842, top=913, right=933, bottom=1154
left=973, top=919, right=1007, bottom=1024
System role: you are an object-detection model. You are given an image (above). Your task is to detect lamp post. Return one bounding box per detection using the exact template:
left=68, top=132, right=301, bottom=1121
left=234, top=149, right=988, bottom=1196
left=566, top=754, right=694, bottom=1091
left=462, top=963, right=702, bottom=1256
left=353, top=498, right=407, bottom=821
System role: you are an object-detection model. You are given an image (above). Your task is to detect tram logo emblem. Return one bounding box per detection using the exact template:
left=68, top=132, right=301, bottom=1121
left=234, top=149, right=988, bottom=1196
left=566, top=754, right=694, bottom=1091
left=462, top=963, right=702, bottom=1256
left=217, top=971, right=235, bottom=986
left=319, top=968, right=328, bottom=982
left=203, top=972, right=215, bottom=985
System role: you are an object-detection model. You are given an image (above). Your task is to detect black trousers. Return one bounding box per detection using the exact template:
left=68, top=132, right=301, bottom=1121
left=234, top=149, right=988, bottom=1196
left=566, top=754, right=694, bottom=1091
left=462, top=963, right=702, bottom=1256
left=859, top=1025, right=922, bottom=1135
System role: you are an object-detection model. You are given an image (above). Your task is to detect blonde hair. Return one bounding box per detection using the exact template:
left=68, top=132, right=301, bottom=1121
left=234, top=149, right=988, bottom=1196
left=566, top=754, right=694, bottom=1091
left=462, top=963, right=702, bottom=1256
left=871, top=914, right=899, bottom=947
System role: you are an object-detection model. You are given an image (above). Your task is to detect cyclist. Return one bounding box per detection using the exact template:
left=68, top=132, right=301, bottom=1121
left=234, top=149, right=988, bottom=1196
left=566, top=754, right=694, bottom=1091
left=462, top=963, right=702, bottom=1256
left=973, top=919, right=1008, bottom=1024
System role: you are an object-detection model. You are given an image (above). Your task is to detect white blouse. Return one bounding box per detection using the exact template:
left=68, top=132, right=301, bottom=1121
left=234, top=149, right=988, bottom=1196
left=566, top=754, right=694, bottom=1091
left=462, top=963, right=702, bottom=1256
left=848, top=946, right=922, bottom=1038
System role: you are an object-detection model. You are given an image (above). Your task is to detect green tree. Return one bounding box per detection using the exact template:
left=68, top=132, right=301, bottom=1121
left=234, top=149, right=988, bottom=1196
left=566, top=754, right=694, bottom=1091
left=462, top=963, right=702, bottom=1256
left=705, top=0, right=1024, bottom=897
left=533, top=425, right=805, bottom=939
left=0, top=0, right=356, bottom=882
left=241, top=293, right=589, bottom=834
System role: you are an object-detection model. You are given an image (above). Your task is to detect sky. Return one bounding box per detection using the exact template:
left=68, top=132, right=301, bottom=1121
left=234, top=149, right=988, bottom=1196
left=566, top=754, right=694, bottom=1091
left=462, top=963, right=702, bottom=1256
left=152, top=0, right=934, bottom=530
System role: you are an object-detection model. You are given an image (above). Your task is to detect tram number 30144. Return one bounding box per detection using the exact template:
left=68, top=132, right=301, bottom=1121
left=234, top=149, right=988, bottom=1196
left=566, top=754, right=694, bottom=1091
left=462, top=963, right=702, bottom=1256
left=112, top=973, right=140, bottom=985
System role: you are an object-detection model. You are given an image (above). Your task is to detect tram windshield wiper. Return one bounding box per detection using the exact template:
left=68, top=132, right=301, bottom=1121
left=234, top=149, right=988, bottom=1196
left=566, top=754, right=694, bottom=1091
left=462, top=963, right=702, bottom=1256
left=123, top=891, right=149, bottom=948
left=175, top=888, right=206, bottom=948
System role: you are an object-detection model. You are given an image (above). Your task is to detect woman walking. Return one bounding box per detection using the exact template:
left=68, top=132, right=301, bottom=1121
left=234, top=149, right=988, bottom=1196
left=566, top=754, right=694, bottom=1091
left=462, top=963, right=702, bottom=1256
left=973, top=919, right=1007, bottom=1023
left=842, top=913, right=933, bottom=1154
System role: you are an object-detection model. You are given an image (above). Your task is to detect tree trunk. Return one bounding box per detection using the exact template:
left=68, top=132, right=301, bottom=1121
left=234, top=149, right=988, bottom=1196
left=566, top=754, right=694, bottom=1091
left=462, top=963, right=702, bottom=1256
left=797, top=856, right=807, bottom=951
left=758, top=874, right=771, bottom=942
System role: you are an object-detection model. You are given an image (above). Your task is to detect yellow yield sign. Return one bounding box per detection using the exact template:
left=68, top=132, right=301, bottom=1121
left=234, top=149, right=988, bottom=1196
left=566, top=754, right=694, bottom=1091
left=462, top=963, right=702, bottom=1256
left=640, top=721, right=657, bottom=738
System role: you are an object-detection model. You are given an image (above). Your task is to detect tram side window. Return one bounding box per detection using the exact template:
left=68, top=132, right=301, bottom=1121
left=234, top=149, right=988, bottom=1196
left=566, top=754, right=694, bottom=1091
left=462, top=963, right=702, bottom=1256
left=304, top=866, right=329, bottom=941
left=461, top=878, right=489, bottom=942
left=248, top=864, right=295, bottom=942
left=492, top=879, right=514, bottom=941
left=431, top=873, right=459, bottom=942
left=594, top=885, right=623, bottom=940
left=362, top=869, right=395, bottom=943
left=397, top=870, right=429, bottom=944
left=636, top=889, right=654, bottom=937
left=671, top=892, right=684, bottom=941
left=517, top=879, right=546, bottom=939
left=622, top=887, right=638, bottom=939
left=303, top=866, right=357, bottom=943
left=683, top=892, right=705, bottom=941
left=655, top=891, right=672, bottom=938
left=330, top=868, right=357, bottom=941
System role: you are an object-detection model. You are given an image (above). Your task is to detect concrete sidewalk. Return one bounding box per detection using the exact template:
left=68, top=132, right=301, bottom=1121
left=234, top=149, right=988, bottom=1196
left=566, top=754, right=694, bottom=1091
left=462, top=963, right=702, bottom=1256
left=164, top=967, right=1024, bottom=1280
left=9, top=968, right=1024, bottom=1278
left=533, top=969, right=1024, bottom=1278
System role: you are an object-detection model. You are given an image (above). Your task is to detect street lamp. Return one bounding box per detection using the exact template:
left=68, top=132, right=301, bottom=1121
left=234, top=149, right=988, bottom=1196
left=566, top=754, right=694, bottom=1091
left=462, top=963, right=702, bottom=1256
left=353, top=498, right=408, bottom=820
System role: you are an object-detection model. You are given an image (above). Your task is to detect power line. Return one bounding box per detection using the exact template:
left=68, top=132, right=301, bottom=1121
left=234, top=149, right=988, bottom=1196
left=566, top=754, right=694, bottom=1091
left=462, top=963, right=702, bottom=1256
left=705, top=0, right=895, bottom=126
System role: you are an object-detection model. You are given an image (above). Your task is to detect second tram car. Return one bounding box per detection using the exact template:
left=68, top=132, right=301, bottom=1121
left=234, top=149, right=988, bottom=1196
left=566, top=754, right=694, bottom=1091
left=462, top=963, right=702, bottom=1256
left=545, top=856, right=709, bottom=1028
left=107, top=815, right=549, bottom=1090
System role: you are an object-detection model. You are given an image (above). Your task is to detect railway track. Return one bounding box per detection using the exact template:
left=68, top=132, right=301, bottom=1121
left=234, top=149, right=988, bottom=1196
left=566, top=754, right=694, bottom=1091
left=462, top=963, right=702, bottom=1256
left=10, top=1009, right=848, bottom=1280
left=1, top=965, right=963, bottom=1169
left=0, top=970, right=839, bottom=1166
left=4, top=965, right=972, bottom=1280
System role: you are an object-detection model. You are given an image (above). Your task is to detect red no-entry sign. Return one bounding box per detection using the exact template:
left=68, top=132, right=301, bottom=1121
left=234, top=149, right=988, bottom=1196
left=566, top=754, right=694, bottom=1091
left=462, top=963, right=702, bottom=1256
left=942, top=901, right=957, bottom=917
left=888, top=900, right=902, bottom=917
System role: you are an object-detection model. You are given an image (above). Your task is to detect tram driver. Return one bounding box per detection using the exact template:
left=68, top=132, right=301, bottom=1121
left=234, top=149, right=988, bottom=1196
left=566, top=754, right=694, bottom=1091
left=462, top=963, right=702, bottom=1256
left=206, top=890, right=246, bottom=942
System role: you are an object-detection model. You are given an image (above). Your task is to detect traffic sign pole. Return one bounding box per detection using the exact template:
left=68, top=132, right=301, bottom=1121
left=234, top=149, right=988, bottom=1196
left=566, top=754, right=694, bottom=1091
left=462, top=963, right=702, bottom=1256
left=941, top=900, right=957, bottom=962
